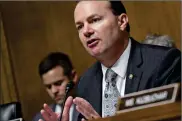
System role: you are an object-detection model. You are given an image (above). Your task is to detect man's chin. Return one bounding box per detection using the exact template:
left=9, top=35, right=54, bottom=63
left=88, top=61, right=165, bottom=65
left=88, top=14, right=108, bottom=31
left=89, top=50, right=101, bottom=57
left=55, top=100, right=64, bottom=105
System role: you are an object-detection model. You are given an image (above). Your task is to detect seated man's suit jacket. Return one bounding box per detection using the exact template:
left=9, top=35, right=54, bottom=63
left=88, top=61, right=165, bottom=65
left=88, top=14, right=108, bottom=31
left=32, top=104, right=78, bottom=121
left=76, top=38, right=181, bottom=120
left=32, top=104, right=55, bottom=121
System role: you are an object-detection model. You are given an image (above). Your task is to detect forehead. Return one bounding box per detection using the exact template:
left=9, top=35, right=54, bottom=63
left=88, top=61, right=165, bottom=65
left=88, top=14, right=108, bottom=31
left=42, top=66, right=65, bottom=84
left=74, top=1, right=112, bottom=22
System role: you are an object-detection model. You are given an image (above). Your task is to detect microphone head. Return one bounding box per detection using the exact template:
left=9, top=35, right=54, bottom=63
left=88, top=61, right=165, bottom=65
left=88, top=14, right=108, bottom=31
left=66, top=81, right=75, bottom=91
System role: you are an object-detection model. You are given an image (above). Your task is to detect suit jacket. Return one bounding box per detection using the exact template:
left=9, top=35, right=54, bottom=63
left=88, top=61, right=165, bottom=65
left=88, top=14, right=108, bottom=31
left=76, top=38, right=181, bottom=119
left=32, top=104, right=79, bottom=121
left=32, top=104, right=55, bottom=121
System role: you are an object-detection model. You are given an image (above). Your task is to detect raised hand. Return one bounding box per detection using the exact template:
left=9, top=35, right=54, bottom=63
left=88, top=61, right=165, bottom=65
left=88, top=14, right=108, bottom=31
left=39, top=96, right=73, bottom=121
left=73, top=97, right=101, bottom=120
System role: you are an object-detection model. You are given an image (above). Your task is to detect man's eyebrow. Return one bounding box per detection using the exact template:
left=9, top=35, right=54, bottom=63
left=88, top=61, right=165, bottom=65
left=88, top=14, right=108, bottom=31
left=75, top=21, right=82, bottom=25
left=44, top=79, right=63, bottom=85
left=44, top=84, right=50, bottom=86
left=75, top=14, right=101, bottom=25
left=87, top=14, right=100, bottom=19
left=54, top=79, right=63, bottom=84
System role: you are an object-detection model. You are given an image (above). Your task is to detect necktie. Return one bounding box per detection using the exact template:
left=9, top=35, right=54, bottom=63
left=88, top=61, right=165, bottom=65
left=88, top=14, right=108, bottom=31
left=103, top=68, right=120, bottom=117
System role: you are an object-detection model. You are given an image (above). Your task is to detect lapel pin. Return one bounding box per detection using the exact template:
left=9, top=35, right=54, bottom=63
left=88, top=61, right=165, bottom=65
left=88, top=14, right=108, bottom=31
left=129, top=74, right=133, bottom=79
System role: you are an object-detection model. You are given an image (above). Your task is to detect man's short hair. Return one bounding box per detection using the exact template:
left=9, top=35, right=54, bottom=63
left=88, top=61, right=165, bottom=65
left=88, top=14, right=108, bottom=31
left=109, top=1, right=130, bottom=33
left=38, top=52, right=73, bottom=79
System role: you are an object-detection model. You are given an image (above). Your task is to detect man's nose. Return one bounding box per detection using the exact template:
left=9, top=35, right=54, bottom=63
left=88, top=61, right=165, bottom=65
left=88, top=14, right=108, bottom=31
left=83, top=24, right=94, bottom=38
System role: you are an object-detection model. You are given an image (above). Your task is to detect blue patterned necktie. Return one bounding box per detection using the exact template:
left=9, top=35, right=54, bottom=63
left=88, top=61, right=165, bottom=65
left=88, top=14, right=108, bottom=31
left=103, top=68, right=120, bottom=117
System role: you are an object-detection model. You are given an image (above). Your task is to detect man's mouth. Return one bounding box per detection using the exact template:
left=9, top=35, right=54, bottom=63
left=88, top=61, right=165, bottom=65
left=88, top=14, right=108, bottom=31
left=55, top=96, right=64, bottom=101
left=87, top=39, right=99, bottom=48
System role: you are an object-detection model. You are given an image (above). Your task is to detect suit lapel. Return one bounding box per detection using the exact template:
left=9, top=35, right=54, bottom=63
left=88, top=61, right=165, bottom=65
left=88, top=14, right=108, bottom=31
left=125, top=38, right=143, bottom=94
left=85, top=62, right=103, bottom=115
left=92, top=62, right=103, bottom=115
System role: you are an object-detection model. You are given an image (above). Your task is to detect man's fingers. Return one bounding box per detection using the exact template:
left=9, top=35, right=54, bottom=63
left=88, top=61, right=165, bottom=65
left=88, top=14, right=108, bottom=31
left=43, top=103, right=55, bottom=115
left=91, top=114, right=100, bottom=119
left=40, top=104, right=59, bottom=121
left=74, top=97, right=97, bottom=114
left=73, top=97, right=85, bottom=104
left=73, top=97, right=101, bottom=120
left=74, top=97, right=90, bottom=118
left=62, top=96, right=73, bottom=121
left=74, top=97, right=96, bottom=113
left=40, top=109, right=51, bottom=121
left=76, top=105, right=91, bottom=119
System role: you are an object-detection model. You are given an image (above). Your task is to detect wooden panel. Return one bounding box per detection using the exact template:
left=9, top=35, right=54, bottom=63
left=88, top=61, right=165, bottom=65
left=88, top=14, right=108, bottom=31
left=0, top=15, right=18, bottom=104
left=0, top=1, right=181, bottom=121
left=0, top=1, right=95, bottom=121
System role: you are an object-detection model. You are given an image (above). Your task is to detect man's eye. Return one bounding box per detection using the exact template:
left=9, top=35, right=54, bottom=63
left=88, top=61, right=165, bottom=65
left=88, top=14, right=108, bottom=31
left=91, top=18, right=101, bottom=23
left=54, top=81, right=63, bottom=86
left=46, top=85, right=51, bottom=89
left=77, top=25, right=83, bottom=30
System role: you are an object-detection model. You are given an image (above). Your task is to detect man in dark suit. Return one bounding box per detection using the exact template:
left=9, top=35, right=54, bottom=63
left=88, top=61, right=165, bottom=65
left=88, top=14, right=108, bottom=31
left=32, top=52, right=79, bottom=121
left=40, top=1, right=181, bottom=121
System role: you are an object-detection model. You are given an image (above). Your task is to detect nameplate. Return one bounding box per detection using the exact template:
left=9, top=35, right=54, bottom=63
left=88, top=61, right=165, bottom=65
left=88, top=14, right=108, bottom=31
left=117, top=83, right=180, bottom=113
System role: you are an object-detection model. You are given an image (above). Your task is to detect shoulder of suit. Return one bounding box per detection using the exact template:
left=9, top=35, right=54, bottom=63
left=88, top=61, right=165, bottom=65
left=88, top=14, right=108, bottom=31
left=132, top=39, right=181, bottom=64
left=77, top=61, right=101, bottom=89
left=130, top=36, right=181, bottom=56
left=141, top=43, right=180, bottom=56
left=130, top=37, right=180, bottom=53
left=80, top=61, right=101, bottom=79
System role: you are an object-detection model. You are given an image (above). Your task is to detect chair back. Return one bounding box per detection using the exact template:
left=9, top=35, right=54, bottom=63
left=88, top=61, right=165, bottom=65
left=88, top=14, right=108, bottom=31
left=0, top=102, right=23, bottom=121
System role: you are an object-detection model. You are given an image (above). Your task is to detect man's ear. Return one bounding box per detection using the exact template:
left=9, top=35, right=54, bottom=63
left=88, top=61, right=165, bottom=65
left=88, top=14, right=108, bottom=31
left=118, top=13, right=128, bottom=31
left=71, top=69, right=78, bottom=84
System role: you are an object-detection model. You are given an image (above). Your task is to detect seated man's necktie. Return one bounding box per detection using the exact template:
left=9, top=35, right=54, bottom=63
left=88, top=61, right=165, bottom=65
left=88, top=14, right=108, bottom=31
left=103, top=68, right=120, bottom=117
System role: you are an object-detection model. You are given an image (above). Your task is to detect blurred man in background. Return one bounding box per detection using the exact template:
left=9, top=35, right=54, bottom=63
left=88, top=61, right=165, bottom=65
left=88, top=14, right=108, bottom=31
left=32, top=52, right=79, bottom=121
left=142, top=33, right=176, bottom=47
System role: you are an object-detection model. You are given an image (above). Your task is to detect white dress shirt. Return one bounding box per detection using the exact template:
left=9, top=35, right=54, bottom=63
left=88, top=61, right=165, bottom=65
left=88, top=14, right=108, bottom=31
left=55, top=104, right=75, bottom=121
left=101, top=39, right=131, bottom=117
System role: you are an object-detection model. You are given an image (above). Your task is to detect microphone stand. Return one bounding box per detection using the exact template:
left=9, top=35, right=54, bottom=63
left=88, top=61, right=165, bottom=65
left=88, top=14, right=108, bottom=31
left=59, top=81, right=74, bottom=121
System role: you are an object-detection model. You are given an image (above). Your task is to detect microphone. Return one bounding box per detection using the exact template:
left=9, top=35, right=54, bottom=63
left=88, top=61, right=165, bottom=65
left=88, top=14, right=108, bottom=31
left=59, top=81, right=75, bottom=121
